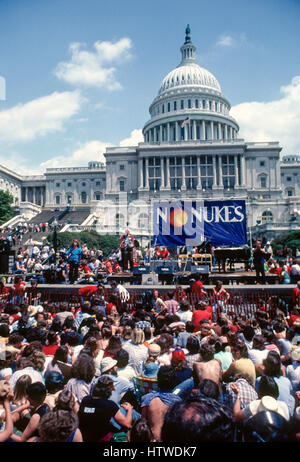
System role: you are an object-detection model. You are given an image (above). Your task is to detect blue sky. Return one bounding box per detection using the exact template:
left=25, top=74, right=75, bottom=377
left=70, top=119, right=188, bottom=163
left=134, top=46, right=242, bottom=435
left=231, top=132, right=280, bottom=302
left=0, top=0, right=299, bottom=174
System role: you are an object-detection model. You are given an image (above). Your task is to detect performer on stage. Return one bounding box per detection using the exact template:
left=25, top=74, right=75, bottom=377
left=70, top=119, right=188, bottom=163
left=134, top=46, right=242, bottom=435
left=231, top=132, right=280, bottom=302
left=66, top=239, right=83, bottom=284
left=253, top=239, right=269, bottom=285
left=160, top=246, right=170, bottom=260
left=120, top=228, right=134, bottom=272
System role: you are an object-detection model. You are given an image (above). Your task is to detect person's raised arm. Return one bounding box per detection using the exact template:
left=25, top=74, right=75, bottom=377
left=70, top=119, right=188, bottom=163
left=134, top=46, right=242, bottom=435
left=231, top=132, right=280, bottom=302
left=0, top=397, right=13, bottom=442
left=114, top=402, right=133, bottom=429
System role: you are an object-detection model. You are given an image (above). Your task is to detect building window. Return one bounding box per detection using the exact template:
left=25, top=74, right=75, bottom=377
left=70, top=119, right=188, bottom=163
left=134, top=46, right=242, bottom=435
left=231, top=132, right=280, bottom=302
left=260, top=175, right=267, bottom=188
left=188, top=99, right=191, bottom=109
left=259, top=161, right=265, bottom=167
left=56, top=183, right=60, bottom=188
left=67, top=195, right=72, bottom=204
left=138, top=213, right=148, bottom=229
left=185, top=156, right=198, bottom=190
left=148, top=158, right=161, bottom=191
left=168, top=102, right=170, bottom=112
left=202, top=100, right=206, bottom=109
left=67, top=182, right=72, bottom=187
left=169, top=157, right=182, bottom=190
left=222, top=155, right=235, bottom=189
left=287, top=176, right=292, bottom=182
left=195, top=99, right=199, bottom=108
left=120, top=165, right=125, bottom=171
left=96, top=181, right=101, bottom=186
left=94, top=193, right=101, bottom=200
left=162, top=104, right=164, bottom=113
left=261, top=210, right=273, bottom=223
left=181, top=100, right=184, bottom=109
left=115, top=213, right=125, bottom=228
left=200, top=156, right=213, bottom=190
left=209, top=101, right=212, bottom=110
left=81, top=191, right=87, bottom=204
left=174, top=101, right=177, bottom=111
left=82, top=182, right=86, bottom=187
left=119, top=180, right=125, bottom=192
left=55, top=195, right=60, bottom=205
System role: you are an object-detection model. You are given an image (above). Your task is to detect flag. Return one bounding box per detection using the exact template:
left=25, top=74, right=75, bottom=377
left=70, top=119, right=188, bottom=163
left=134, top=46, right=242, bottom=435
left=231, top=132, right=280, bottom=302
left=181, top=117, right=190, bottom=128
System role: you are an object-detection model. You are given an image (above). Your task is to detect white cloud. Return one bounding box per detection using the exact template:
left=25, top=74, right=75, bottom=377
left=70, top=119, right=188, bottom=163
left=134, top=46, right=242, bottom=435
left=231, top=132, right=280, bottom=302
left=55, top=38, right=133, bottom=90
left=0, top=90, right=83, bottom=142
left=39, top=140, right=113, bottom=171
left=119, top=128, right=143, bottom=146
left=216, top=34, right=235, bottom=47
left=231, top=76, right=300, bottom=154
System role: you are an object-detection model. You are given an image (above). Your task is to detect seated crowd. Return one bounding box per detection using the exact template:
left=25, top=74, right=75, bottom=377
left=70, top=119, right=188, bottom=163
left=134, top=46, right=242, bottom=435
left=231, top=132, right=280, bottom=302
left=0, top=285, right=300, bottom=443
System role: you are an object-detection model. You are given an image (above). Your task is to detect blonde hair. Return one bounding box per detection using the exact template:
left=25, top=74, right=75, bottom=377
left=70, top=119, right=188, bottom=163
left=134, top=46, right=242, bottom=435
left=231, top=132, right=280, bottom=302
left=13, top=374, right=32, bottom=404
left=131, top=328, right=145, bottom=345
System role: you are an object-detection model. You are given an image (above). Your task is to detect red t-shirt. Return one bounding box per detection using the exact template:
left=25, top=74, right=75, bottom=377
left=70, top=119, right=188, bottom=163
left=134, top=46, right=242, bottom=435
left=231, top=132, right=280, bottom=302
left=43, top=345, right=59, bottom=356
left=192, top=309, right=212, bottom=332
left=192, top=280, right=204, bottom=295
left=78, top=286, right=98, bottom=297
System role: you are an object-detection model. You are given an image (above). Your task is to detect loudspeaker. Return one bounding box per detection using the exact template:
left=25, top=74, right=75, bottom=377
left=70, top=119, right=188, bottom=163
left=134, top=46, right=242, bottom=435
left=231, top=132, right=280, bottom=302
left=191, top=265, right=210, bottom=275
left=0, top=252, right=15, bottom=273
left=133, top=266, right=150, bottom=274
left=150, top=260, right=179, bottom=273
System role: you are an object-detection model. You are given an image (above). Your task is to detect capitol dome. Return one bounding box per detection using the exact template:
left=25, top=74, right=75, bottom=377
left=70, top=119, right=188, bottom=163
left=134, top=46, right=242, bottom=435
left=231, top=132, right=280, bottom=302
left=158, top=61, right=221, bottom=95
left=142, top=25, right=239, bottom=144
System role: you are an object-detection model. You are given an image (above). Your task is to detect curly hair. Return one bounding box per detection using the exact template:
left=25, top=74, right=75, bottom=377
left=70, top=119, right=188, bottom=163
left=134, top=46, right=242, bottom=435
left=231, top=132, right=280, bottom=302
left=38, top=410, right=78, bottom=442
left=70, top=354, right=95, bottom=383
left=54, top=389, right=76, bottom=412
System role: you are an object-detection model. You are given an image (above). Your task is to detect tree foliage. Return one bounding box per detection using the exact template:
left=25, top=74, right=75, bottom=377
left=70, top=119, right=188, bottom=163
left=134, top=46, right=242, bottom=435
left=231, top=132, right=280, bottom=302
left=271, top=230, right=300, bottom=254
left=0, top=190, right=15, bottom=225
left=46, top=230, right=120, bottom=257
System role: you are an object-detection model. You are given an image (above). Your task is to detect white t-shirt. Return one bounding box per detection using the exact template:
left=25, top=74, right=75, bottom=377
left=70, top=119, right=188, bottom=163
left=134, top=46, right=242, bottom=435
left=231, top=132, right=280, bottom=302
left=176, top=310, right=193, bottom=323
left=248, top=348, right=269, bottom=365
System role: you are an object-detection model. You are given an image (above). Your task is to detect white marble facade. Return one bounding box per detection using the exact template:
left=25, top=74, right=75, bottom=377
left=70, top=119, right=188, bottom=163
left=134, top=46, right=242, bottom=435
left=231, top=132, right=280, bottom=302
left=0, top=27, right=299, bottom=241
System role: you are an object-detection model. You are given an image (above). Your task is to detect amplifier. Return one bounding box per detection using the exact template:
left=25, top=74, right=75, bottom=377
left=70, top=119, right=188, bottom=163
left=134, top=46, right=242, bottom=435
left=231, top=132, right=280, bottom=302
left=155, top=265, right=173, bottom=274
left=191, top=265, right=210, bottom=275
left=133, top=266, right=150, bottom=274
left=150, top=260, right=179, bottom=273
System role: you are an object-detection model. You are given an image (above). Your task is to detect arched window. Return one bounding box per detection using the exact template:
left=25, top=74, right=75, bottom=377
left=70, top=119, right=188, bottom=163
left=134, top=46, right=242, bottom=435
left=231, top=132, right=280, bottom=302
left=261, top=210, right=273, bottom=223
left=81, top=191, right=87, bottom=204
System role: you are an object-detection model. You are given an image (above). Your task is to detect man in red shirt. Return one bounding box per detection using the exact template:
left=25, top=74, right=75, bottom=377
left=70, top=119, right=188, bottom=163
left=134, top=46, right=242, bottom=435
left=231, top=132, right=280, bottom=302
left=292, top=281, right=300, bottom=307
left=192, top=301, right=212, bottom=333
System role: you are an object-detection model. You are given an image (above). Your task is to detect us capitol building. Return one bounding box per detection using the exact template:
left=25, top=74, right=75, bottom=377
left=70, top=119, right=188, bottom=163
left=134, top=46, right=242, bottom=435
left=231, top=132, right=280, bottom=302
left=1, top=26, right=300, bottom=245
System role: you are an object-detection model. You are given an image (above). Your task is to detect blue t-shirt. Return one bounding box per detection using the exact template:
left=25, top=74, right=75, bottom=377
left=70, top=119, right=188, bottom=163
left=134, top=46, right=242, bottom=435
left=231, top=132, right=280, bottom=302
left=67, top=247, right=83, bottom=264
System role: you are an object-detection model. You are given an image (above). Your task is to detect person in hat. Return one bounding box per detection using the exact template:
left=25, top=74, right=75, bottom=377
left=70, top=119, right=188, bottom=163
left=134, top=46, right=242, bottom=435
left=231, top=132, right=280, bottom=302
left=78, top=375, right=133, bottom=442
left=231, top=375, right=289, bottom=423
left=96, top=356, right=135, bottom=406
left=286, top=347, right=300, bottom=394
left=141, top=343, right=161, bottom=379
left=171, top=347, right=192, bottom=386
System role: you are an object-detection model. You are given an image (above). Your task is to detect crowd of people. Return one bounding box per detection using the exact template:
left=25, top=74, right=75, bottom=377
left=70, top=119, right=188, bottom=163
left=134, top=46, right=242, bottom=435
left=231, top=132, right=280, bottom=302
left=0, top=277, right=299, bottom=443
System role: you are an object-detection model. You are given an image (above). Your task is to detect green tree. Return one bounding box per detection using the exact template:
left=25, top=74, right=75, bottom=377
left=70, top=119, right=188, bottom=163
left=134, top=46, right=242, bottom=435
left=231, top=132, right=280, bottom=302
left=46, top=230, right=120, bottom=257
left=272, top=230, right=300, bottom=255
left=0, top=190, right=15, bottom=225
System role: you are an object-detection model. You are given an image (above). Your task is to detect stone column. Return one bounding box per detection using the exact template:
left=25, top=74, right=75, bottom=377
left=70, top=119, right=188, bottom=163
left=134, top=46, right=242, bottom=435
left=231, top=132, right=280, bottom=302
left=138, top=158, right=143, bottom=190
left=160, top=125, right=163, bottom=142
left=218, top=122, right=222, bottom=140
left=224, top=125, right=228, bottom=141
left=201, top=121, right=205, bottom=140
left=210, top=121, right=214, bottom=140
left=161, top=158, right=165, bottom=189
left=229, top=126, right=233, bottom=140
left=181, top=157, right=186, bottom=190
left=241, top=155, right=246, bottom=187
left=196, top=156, right=202, bottom=190
left=167, top=123, right=170, bottom=142
left=165, top=157, right=171, bottom=189
left=234, top=155, right=239, bottom=187
left=145, top=158, right=149, bottom=190
left=212, top=155, right=218, bottom=189
left=193, top=120, right=197, bottom=140
left=154, top=127, right=157, bottom=142
left=218, top=156, right=223, bottom=187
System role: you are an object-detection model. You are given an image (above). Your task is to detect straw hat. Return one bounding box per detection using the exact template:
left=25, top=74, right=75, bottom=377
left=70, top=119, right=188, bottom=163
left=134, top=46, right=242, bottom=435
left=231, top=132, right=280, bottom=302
left=100, top=357, right=117, bottom=374
left=148, top=343, right=161, bottom=358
